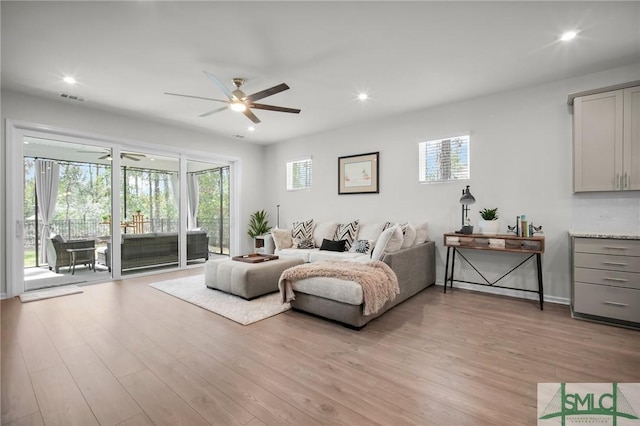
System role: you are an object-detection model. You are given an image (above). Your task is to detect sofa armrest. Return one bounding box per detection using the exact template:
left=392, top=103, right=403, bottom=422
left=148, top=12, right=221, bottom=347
left=383, top=241, right=436, bottom=296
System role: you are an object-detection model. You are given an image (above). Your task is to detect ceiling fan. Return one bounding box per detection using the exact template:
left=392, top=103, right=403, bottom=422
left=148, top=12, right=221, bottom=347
left=77, top=150, right=146, bottom=161
left=164, top=71, right=301, bottom=124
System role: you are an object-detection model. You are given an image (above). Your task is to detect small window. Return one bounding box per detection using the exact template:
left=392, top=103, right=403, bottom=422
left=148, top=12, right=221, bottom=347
left=418, top=135, right=470, bottom=183
left=286, top=158, right=312, bottom=191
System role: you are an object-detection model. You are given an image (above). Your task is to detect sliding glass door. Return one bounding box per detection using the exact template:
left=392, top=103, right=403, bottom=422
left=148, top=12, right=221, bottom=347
left=22, top=138, right=113, bottom=290
left=6, top=120, right=237, bottom=298
left=186, top=160, right=230, bottom=262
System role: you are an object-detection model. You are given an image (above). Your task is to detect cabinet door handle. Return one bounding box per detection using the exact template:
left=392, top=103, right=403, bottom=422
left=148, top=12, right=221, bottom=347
left=603, top=301, right=628, bottom=307
left=603, top=246, right=627, bottom=250
left=603, top=277, right=628, bottom=282
left=627, top=173, right=631, bottom=189
left=616, top=173, right=621, bottom=188
left=602, top=261, right=627, bottom=266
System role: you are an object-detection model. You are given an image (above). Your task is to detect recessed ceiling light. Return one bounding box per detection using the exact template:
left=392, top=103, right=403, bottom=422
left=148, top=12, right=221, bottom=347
left=560, top=31, right=577, bottom=42
left=248, top=126, right=255, bottom=132
left=357, top=93, right=369, bottom=101
left=24, top=141, right=29, bottom=144
left=63, top=76, right=77, bottom=84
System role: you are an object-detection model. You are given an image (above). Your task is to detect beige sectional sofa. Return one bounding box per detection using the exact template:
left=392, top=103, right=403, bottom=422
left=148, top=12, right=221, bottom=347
left=273, top=220, right=436, bottom=328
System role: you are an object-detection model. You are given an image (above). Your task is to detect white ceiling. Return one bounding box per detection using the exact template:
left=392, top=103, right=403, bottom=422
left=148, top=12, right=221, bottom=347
left=2, top=1, right=640, bottom=144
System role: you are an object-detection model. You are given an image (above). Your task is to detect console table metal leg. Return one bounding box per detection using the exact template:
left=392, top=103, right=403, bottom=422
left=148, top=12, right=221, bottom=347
left=444, top=246, right=451, bottom=293
left=449, top=248, right=456, bottom=292
left=536, top=253, right=544, bottom=310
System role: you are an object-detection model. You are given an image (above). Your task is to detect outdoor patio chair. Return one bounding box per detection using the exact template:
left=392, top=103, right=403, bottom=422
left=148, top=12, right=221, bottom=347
left=45, top=235, right=95, bottom=273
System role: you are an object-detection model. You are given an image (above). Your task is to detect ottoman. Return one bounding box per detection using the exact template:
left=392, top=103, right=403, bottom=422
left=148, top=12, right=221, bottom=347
left=205, top=257, right=304, bottom=299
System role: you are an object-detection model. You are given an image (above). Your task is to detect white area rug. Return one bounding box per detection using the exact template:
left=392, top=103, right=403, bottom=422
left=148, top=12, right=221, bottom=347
left=150, top=275, right=290, bottom=325
left=19, top=285, right=84, bottom=303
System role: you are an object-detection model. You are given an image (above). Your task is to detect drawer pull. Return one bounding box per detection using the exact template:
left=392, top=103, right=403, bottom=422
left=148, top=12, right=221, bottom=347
left=603, top=301, right=628, bottom=307
left=602, top=262, right=628, bottom=266
left=603, top=246, right=628, bottom=250
left=603, top=277, right=628, bottom=282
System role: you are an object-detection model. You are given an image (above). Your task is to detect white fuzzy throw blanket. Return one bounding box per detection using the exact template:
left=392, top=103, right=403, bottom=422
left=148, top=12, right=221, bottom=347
left=279, top=260, right=399, bottom=316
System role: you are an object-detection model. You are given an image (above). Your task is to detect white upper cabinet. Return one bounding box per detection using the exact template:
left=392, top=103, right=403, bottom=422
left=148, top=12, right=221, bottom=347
left=573, top=85, right=640, bottom=192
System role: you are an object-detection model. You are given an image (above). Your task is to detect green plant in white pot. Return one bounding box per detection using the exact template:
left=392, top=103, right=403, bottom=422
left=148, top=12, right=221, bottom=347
left=478, top=208, right=500, bottom=235
left=247, top=210, right=272, bottom=239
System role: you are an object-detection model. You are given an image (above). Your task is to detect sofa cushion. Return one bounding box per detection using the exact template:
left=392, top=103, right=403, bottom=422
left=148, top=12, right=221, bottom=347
left=371, top=225, right=403, bottom=261
left=291, top=277, right=363, bottom=305
left=272, top=228, right=293, bottom=250
left=292, top=219, right=314, bottom=241
left=312, top=222, right=338, bottom=248
left=319, top=239, right=346, bottom=252
left=414, top=222, right=429, bottom=244
left=400, top=223, right=417, bottom=248
left=275, top=248, right=316, bottom=263
left=309, top=250, right=370, bottom=263
left=334, top=220, right=360, bottom=251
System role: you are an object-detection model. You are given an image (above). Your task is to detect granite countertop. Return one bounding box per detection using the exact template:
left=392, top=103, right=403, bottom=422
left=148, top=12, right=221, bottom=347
left=569, top=232, right=640, bottom=240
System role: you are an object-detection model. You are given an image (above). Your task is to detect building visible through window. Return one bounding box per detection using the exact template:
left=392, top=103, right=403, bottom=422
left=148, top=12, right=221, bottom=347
left=419, top=135, right=470, bottom=183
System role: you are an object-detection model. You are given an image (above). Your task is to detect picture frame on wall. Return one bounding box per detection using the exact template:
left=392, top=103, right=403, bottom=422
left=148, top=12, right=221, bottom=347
left=338, top=152, right=379, bottom=194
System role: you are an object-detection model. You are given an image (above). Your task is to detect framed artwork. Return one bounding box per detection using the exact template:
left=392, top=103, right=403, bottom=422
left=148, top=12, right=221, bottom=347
left=338, top=152, right=379, bottom=194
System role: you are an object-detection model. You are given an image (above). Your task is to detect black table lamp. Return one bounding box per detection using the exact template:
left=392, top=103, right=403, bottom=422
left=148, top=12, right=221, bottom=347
left=458, top=185, right=476, bottom=234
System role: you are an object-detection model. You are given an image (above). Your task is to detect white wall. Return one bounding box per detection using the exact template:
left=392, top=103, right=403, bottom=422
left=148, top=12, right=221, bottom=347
left=1, top=89, right=268, bottom=296
left=264, top=63, right=640, bottom=302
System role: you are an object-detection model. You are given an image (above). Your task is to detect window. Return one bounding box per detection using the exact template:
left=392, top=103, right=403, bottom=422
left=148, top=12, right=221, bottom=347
left=418, top=135, right=470, bottom=183
left=286, top=158, right=312, bottom=191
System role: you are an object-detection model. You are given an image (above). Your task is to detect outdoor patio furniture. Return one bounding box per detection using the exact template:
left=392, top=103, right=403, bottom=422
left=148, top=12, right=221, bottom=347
left=46, top=235, right=95, bottom=273
left=103, top=230, right=209, bottom=272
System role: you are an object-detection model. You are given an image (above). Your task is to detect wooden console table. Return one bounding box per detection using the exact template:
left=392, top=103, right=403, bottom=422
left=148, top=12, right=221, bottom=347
left=443, top=233, right=545, bottom=309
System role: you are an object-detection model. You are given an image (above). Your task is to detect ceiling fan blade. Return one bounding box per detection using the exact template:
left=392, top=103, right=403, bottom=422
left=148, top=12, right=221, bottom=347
left=250, top=103, right=301, bottom=114
left=242, top=108, right=261, bottom=124
left=122, top=152, right=146, bottom=158
left=199, top=106, right=228, bottom=118
left=123, top=154, right=142, bottom=161
left=98, top=154, right=111, bottom=160
left=245, top=83, right=289, bottom=103
left=203, top=71, right=234, bottom=100
left=164, top=92, right=227, bottom=103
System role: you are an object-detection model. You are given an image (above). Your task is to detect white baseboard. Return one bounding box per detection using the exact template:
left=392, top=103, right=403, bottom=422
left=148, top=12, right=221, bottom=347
left=434, top=281, right=569, bottom=305
left=1, top=292, right=7, bottom=300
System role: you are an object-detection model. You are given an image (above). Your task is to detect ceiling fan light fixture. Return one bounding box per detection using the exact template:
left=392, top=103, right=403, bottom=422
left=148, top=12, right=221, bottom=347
left=230, top=102, right=247, bottom=112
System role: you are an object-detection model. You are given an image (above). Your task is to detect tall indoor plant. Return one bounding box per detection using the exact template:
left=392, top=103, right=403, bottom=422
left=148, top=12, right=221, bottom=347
left=247, top=210, right=272, bottom=239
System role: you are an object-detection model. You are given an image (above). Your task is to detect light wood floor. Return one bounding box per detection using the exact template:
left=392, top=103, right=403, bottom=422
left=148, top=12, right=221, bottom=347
left=2, top=268, right=639, bottom=426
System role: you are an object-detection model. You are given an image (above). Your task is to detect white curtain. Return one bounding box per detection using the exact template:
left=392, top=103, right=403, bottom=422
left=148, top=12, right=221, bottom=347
left=35, top=159, right=60, bottom=263
left=170, top=174, right=180, bottom=214
left=187, top=173, right=200, bottom=230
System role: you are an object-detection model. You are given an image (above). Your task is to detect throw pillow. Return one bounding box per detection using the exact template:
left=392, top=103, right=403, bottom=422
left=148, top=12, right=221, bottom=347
left=292, top=219, right=314, bottom=241
left=357, top=223, right=385, bottom=242
left=348, top=239, right=373, bottom=254
left=320, top=238, right=346, bottom=252
left=333, top=219, right=360, bottom=251
left=313, top=222, right=338, bottom=248
left=293, top=237, right=315, bottom=249
left=271, top=228, right=293, bottom=250
left=400, top=222, right=417, bottom=248
left=414, top=222, right=429, bottom=244
left=382, top=221, right=395, bottom=231
left=371, top=225, right=403, bottom=261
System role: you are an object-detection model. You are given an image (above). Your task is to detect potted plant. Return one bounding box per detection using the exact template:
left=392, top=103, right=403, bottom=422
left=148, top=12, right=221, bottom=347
left=247, top=210, right=272, bottom=239
left=478, top=208, right=500, bottom=235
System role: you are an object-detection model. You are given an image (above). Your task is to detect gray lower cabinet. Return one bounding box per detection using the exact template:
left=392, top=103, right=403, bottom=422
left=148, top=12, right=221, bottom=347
left=571, top=237, right=640, bottom=327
